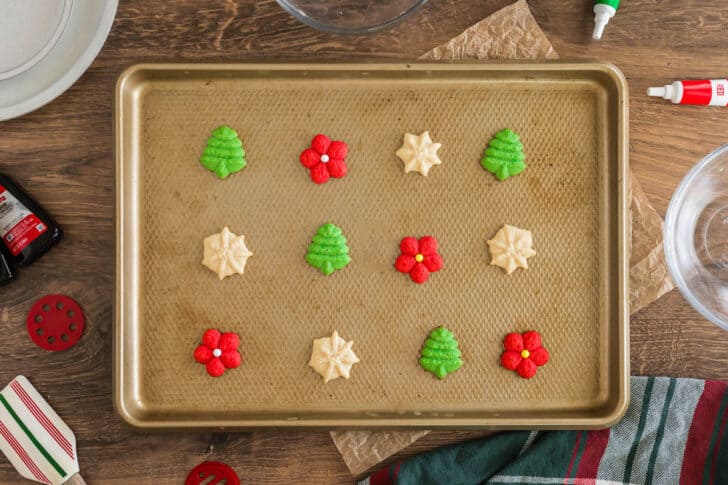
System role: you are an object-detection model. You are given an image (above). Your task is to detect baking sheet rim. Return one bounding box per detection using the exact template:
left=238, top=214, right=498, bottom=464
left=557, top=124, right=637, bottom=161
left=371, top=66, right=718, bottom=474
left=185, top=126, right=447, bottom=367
left=113, top=62, right=629, bottom=429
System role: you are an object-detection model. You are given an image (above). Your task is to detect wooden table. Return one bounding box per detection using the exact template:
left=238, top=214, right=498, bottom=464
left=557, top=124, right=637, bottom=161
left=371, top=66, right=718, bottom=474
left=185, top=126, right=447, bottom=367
left=1, top=1, right=727, bottom=483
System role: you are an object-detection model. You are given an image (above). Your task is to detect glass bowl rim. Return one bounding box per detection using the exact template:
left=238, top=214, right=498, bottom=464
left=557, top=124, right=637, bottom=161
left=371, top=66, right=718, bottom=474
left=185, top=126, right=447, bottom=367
left=664, top=143, right=728, bottom=330
left=275, top=0, right=428, bottom=35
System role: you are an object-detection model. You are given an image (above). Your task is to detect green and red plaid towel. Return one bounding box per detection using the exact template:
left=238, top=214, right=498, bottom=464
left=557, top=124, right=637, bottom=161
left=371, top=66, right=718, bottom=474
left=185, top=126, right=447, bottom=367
left=360, top=377, right=728, bottom=485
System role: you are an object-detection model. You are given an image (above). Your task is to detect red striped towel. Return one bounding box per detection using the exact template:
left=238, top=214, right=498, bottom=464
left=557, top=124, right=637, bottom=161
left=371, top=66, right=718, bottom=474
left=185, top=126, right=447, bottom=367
left=361, top=377, right=728, bottom=484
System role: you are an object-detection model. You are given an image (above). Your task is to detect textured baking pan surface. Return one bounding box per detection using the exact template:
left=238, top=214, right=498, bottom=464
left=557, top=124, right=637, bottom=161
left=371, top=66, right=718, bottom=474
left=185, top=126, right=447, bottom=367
left=115, top=63, right=628, bottom=429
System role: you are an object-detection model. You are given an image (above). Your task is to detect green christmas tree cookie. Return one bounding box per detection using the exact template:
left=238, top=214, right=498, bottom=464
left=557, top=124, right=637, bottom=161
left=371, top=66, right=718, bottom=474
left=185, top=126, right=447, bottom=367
left=200, top=125, right=246, bottom=179
left=481, top=129, right=526, bottom=181
left=419, top=326, right=463, bottom=379
left=305, top=223, right=351, bottom=276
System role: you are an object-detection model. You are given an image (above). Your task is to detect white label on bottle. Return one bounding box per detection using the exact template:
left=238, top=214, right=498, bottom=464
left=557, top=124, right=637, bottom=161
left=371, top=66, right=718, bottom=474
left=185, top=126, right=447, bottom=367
left=0, top=184, right=46, bottom=256
left=711, top=80, right=728, bottom=106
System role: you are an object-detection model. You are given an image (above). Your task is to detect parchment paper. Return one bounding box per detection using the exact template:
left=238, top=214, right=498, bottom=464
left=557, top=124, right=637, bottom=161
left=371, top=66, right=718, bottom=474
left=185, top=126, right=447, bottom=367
left=419, top=0, right=559, bottom=62
left=629, top=176, right=676, bottom=314
left=332, top=0, right=674, bottom=475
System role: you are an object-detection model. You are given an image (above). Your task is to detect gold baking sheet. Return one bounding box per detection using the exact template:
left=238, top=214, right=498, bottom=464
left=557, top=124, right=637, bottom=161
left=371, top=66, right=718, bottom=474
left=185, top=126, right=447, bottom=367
left=114, top=63, right=628, bottom=429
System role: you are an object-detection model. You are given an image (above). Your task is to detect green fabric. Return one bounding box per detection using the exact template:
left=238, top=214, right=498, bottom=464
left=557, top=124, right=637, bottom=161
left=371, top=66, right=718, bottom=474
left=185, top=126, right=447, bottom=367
left=623, top=377, right=655, bottom=483
left=364, top=377, right=728, bottom=485
left=200, top=125, right=246, bottom=179
left=397, top=432, right=531, bottom=485
left=567, top=431, right=588, bottom=479
left=419, top=327, right=463, bottom=379
left=714, top=411, right=728, bottom=485
left=395, top=430, right=583, bottom=485
left=305, top=223, right=351, bottom=276
left=493, top=431, right=582, bottom=482
left=645, top=378, right=676, bottom=483
left=491, top=431, right=586, bottom=483
left=480, top=129, right=526, bottom=181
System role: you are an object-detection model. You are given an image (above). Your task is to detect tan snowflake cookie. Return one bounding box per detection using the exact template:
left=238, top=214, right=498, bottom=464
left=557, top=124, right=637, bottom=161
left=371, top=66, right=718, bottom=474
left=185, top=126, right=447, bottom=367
left=309, top=330, right=360, bottom=384
left=396, top=131, right=442, bottom=176
left=202, top=226, right=253, bottom=280
left=487, top=224, right=536, bottom=275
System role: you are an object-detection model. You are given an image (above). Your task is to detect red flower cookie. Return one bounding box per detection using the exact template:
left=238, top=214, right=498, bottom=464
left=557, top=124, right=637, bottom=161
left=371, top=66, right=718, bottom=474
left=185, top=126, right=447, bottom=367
left=299, top=134, right=348, bottom=184
left=394, top=236, right=444, bottom=284
left=194, top=329, right=242, bottom=377
left=500, top=331, right=549, bottom=379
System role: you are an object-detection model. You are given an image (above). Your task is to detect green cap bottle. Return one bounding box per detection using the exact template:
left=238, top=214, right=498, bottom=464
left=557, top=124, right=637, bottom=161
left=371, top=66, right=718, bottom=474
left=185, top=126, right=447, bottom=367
left=593, top=0, right=620, bottom=40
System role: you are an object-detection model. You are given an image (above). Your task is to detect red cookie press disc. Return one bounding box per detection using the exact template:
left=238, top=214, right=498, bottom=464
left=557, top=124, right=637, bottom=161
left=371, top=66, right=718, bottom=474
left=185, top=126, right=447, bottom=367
left=26, top=295, right=85, bottom=351
left=185, top=461, right=240, bottom=485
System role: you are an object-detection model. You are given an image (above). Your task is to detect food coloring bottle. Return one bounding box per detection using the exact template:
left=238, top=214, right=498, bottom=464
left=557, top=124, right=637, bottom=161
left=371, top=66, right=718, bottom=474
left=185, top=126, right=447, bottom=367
left=0, top=174, right=63, bottom=266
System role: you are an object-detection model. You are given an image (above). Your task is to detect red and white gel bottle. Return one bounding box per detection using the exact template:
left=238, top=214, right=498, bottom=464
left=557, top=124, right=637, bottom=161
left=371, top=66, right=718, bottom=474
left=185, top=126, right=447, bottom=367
left=0, top=174, right=63, bottom=267
left=648, top=79, right=728, bottom=106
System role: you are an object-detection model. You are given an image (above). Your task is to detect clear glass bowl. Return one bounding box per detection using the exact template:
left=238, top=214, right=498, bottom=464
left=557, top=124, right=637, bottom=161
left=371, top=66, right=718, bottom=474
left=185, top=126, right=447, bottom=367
left=664, top=144, right=728, bottom=330
left=276, top=0, right=427, bottom=34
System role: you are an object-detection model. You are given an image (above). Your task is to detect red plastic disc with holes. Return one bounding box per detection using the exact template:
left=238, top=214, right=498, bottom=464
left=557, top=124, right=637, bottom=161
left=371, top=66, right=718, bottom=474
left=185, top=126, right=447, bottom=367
left=26, top=295, right=85, bottom=351
left=185, top=461, right=240, bottom=485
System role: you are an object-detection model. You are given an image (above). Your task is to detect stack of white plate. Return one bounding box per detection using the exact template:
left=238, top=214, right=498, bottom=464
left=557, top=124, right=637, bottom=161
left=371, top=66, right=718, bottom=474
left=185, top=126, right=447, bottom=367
left=0, top=0, right=118, bottom=121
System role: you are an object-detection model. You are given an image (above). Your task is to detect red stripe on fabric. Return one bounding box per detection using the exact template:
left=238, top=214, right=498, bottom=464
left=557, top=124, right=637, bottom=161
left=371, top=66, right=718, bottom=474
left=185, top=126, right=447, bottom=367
left=0, top=420, right=50, bottom=483
left=710, top=395, right=728, bottom=483
left=564, top=431, right=583, bottom=483
left=11, top=381, right=74, bottom=459
left=369, top=464, right=395, bottom=485
left=392, top=462, right=401, bottom=482
left=575, top=428, right=610, bottom=479
left=680, top=380, right=728, bottom=484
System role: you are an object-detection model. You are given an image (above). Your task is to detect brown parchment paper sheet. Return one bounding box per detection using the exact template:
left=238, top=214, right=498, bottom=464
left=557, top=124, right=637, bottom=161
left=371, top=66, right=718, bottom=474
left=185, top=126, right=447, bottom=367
left=629, top=176, right=675, bottom=314
left=419, top=0, right=559, bottom=62
left=331, top=0, right=673, bottom=475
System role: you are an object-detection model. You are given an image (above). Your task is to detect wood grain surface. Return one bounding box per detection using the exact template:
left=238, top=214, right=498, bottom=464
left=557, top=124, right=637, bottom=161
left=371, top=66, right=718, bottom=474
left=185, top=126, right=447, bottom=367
left=0, top=1, right=727, bottom=483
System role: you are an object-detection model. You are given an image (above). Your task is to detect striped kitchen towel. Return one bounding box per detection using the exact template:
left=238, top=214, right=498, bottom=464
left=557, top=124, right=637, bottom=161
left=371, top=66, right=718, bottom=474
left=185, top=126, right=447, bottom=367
left=0, top=376, right=78, bottom=485
left=360, top=377, right=728, bottom=485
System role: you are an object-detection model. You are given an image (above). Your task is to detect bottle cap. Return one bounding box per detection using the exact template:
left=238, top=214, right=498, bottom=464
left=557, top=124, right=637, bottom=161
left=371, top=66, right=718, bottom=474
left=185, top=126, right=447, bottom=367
left=593, top=2, right=619, bottom=40
left=647, top=85, right=677, bottom=101
left=0, top=251, right=15, bottom=286
left=593, top=19, right=608, bottom=40
left=647, top=87, right=667, bottom=97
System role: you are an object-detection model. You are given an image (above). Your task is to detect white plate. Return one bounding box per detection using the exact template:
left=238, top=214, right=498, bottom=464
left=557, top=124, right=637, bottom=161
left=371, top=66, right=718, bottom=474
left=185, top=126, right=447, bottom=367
left=0, top=0, right=118, bottom=121
left=0, top=0, right=72, bottom=81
